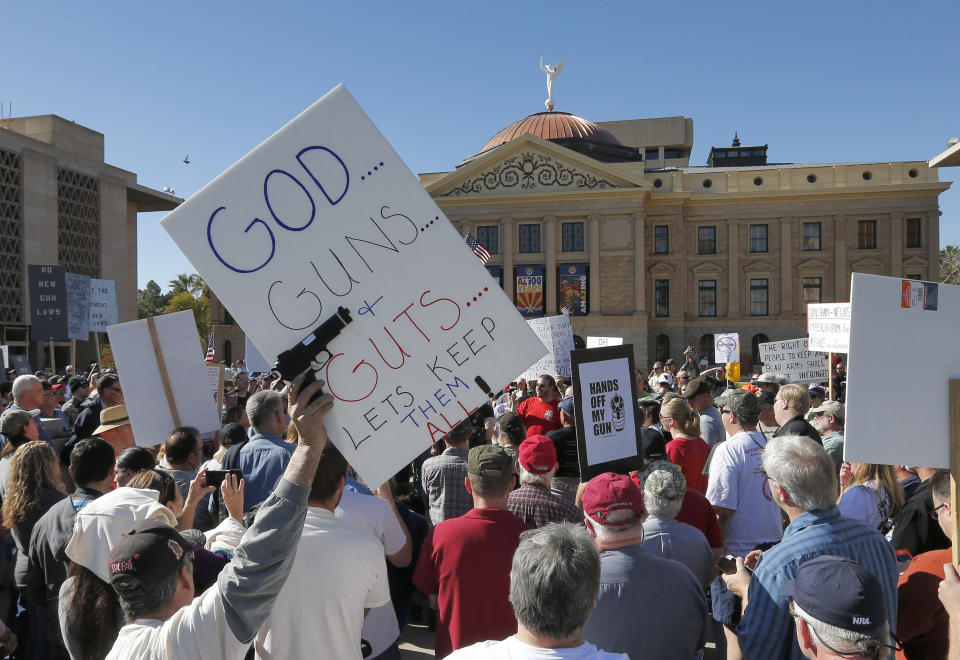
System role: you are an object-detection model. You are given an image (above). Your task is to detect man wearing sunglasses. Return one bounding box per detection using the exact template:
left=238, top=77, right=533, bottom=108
left=67, top=373, right=124, bottom=451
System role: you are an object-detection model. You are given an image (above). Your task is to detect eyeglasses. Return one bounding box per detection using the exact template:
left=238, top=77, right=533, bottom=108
left=536, top=383, right=549, bottom=389
left=931, top=503, right=949, bottom=521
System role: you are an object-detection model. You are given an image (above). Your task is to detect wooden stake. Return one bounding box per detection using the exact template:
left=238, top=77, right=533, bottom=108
left=147, top=317, right=181, bottom=429
left=48, top=339, right=56, bottom=374
left=828, top=352, right=834, bottom=401
left=93, top=332, right=101, bottom=369
left=70, top=339, right=76, bottom=373
left=951, top=380, right=960, bottom=567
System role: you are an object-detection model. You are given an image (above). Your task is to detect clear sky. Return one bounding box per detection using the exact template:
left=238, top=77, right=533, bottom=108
left=5, top=0, right=959, bottom=291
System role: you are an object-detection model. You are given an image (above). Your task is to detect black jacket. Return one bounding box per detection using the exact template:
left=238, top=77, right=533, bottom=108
left=773, top=415, right=822, bottom=445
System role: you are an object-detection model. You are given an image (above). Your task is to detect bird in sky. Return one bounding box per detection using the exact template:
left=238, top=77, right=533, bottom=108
left=183, top=154, right=190, bottom=164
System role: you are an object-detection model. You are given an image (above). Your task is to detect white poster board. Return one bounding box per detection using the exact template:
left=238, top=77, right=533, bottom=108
left=807, top=303, right=851, bottom=353
left=89, top=279, right=119, bottom=331
left=107, top=311, right=223, bottom=445
left=159, top=84, right=545, bottom=489
left=844, top=274, right=954, bottom=468
left=65, top=272, right=91, bottom=340
left=713, top=332, right=740, bottom=364
left=519, top=315, right=575, bottom=382
left=758, top=338, right=829, bottom=384
left=243, top=335, right=273, bottom=374
left=586, top=336, right=623, bottom=348
left=0, top=346, right=7, bottom=382
left=577, top=358, right=637, bottom=465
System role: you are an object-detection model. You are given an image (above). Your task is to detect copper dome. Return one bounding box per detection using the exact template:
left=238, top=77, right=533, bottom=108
left=480, top=112, right=622, bottom=152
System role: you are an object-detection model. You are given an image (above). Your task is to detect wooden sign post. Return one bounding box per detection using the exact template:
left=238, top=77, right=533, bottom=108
left=951, top=380, right=960, bottom=567
left=48, top=339, right=55, bottom=374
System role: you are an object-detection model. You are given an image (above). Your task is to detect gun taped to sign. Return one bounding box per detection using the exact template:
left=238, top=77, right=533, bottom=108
left=273, top=306, right=353, bottom=401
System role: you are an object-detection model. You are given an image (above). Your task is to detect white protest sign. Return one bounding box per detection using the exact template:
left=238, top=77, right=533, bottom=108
left=207, top=364, right=225, bottom=411
left=586, top=336, right=623, bottom=348
left=65, top=272, right=91, bottom=340
left=0, top=346, right=7, bottom=382
left=89, top=279, right=119, bottom=331
left=713, top=332, right=740, bottom=364
left=577, top=358, right=637, bottom=465
left=160, top=84, right=545, bottom=489
left=243, top=335, right=273, bottom=374
left=107, top=311, right=222, bottom=445
left=807, top=303, right=850, bottom=353
left=845, top=274, right=954, bottom=468
left=519, top=315, right=575, bottom=382
left=758, top=338, right=829, bottom=384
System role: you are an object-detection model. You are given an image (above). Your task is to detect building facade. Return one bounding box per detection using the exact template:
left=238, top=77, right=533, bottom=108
left=0, top=115, right=179, bottom=369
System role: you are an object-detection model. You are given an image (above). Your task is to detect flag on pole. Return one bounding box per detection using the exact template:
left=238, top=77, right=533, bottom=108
left=205, top=330, right=215, bottom=364
left=560, top=305, right=571, bottom=316
left=465, top=234, right=492, bottom=264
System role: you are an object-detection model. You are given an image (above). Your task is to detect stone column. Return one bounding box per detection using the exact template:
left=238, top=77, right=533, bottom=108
left=589, top=215, right=601, bottom=316
left=544, top=216, right=557, bottom=315
left=633, top=211, right=646, bottom=315
left=501, top=216, right=514, bottom=300
left=727, top=221, right=740, bottom=316
left=834, top=215, right=847, bottom=300
left=889, top=211, right=903, bottom=278
left=928, top=210, right=941, bottom=282
left=780, top=219, right=793, bottom=315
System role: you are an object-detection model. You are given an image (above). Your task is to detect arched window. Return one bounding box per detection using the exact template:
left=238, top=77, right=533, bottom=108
left=751, top=333, right=769, bottom=367
left=655, top=334, right=670, bottom=363
left=699, top=334, right=715, bottom=365
left=224, top=340, right=232, bottom=366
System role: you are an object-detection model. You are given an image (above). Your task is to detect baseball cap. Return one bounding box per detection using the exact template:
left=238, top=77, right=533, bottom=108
left=108, top=520, right=201, bottom=591
left=811, top=400, right=844, bottom=417
left=808, top=385, right=826, bottom=399
left=757, top=372, right=785, bottom=385
left=68, top=376, right=89, bottom=390
left=682, top=377, right=712, bottom=400
left=756, top=391, right=776, bottom=406
left=92, top=405, right=130, bottom=435
left=497, top=411, right=525, bottom=440
left=467, top=444, right=513, bottom=477
left=558, top=395, right=575, bottom=417
left=0, top=410, right=33, bottom=437
left=518, top=435, right=557, bottom=474
left=640, top=427, right=667, bottom=461
left=780, top=555, right=897, bottom=646
left=657, top=372, right=674, bottom=386
left=581, top=473, right=645, bottom=526
left=664, top=358, right=677, bottom=366
left=714, top=389, right=761, bottom=420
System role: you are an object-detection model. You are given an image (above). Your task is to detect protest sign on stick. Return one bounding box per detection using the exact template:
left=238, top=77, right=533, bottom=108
left=586, top=336, right=623, bottom=348
left=519, top=314, right=575, bottom=382
left=107, top=311, right=222, bottom=446
left=89, top=279, right=119, bottom=331
left=160, top=84, right=545, bottom=489
left=28, top=265, right=68, bottom=340
left=713, top=333, right=740, bottom=364
left=65, top=273, right=91, bottom=340
left=807, top=303, right=850, bottom=353
left=845, top=274, right=956, bottom=468
left=207, top=364, right=226, bottom=412
left=758, top=338, right=829, bottom=384
left=570, top=345, right=643, bottom=480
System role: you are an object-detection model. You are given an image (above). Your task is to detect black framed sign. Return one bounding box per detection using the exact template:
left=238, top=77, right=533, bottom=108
left=570, top=344, right=644, bottom=480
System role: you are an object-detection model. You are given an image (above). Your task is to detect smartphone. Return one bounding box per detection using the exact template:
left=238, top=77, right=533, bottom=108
left=717, top=555, right=753, bottom=575
left=205, top=469, right=243, bottom=488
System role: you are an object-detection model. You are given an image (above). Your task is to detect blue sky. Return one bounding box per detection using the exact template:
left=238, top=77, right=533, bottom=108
left=5, top=0, right=959, bottom=291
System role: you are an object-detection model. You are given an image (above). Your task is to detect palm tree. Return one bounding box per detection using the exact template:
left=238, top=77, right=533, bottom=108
left=168, top=273, right=208, bottom=298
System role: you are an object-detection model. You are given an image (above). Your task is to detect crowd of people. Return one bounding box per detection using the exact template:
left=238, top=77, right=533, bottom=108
left=0, top=343, right=954, bottom=659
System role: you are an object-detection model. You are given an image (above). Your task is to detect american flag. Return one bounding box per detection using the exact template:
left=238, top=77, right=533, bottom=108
left=465, top=234, right=492, bottom=264
left=205, top=330, right=215, bottom=364
left=560, top=305, right=571, bottom=315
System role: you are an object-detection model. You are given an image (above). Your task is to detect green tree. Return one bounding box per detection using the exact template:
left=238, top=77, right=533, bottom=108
left=165, top=291, right=210, bottom=341
left=137, top=280, right=170, bottom=319
left=169, top=273, right=208, bottom=298
left=941, top=245, right=960, bottom=285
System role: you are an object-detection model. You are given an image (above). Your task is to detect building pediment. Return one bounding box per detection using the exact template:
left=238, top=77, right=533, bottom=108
left=691, top=261, right=723, bottom=274
left=427, top=134, right=645, bottom=199
left=648, top=261, right=676, bottom=275
left=795, top=257, right=831, bottom=271
left=902, top=256, right=928, bottom=268
left=742, top=259, right=777, bottom=273
left=849, top=256, right=885, bottom=271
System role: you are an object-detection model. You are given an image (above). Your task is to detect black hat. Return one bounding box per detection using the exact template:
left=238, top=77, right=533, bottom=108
left=108, top=520, right=200, bottom=590
left=682, top=378, right=712, bottom=400
left=640, top=427, right=667, bottom=461
left=68, top=376, right=89, bottom=391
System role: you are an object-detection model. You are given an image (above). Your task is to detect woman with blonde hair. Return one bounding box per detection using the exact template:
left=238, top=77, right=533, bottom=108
left=838, top=462, right=905, bottom=533
left=659, top=396, right=710, bottom=494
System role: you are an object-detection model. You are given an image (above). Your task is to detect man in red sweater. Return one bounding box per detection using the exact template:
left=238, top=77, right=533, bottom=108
left=516, top=375, right=561, bottom=437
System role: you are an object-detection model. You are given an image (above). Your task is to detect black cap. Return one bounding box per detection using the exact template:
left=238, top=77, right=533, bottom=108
left=640, top=427, right=667, bottom=461
left=108, top=520, right=201, bottom=590
left=68, top=376, right=89, bottom=390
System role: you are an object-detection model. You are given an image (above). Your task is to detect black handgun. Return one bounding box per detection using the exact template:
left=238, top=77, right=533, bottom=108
left=273, top=306, right=352, bottom=401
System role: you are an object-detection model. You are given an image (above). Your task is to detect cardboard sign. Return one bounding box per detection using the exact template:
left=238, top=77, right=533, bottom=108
left=519, top=314, right=575, bottom=382
left=758, top=338, right=829, bottom=384
left=89, top=279, right=119, bottom=331
left=10, top=354, right=31, bottom=375
left=65, top=272, right=91, bottom=340
left=570, top=344, right=643, bottom=480
left=107, top=311, right=223, bottom=445
left=0, top=346, right=7, bottom=382
left=586, top=336, right=623, bottom=348
left=844, top=274, right=958, bottom=468
left=714, top=332, right=740, bottom=364
left=807, top=303, right=851, bottom=353
left=207, top=364, right=225, bottom=412
left=159, top=85, right=545, bottom=489
left=28, top=265, right=68, bottom=340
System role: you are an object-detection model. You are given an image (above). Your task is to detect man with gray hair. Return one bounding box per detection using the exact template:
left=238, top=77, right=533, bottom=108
left=639, top=461, right=715, bottom=587
left=722, top=434, right=898, bottom=660
left=448, top=523, right=627, bottom=659
left=236, top=389, right=292, bottom=511
left=579, top=473, right=707, bottom=658
left=810, top=400, right=844, bottom=472
left=2, top=374, right=52, bottom=445
left=507, top=435, right=580, bottom=528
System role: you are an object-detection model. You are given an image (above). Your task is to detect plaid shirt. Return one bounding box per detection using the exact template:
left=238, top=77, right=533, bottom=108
left=507, top=482, right=581, bottom=529
left=421, top=447, right=472, bottom=525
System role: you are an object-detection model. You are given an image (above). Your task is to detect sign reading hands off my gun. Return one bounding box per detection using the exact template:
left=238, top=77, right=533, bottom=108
left=161, top=85, right=545, bottom=489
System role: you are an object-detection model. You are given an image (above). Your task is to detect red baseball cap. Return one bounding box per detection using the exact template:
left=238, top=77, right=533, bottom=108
left=581, top=473, right=645, bottom=526
left=518, top=435, right=557, bottom=475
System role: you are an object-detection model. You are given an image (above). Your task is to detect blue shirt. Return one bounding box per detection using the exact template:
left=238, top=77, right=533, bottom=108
left=738, top=506, right=898, bottom=660
left=236, top=432, right=295, bottom=512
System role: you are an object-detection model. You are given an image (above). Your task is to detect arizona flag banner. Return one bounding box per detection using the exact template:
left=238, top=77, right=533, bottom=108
left=515, top=265, right=544, bottom=318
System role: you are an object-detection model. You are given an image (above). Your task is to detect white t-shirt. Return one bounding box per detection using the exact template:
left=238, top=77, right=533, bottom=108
left=705, top=430, right=783, bottom=556
left=335, top=489, right=407, bottom=657
left=255, top=506, right=390, bottom=659
left=838, top=480, right=891, bottom=531
left=450, top=636, right=628, bottom=659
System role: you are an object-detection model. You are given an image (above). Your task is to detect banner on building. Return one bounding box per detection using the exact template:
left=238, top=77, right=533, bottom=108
left=519, top=314, right=575, bottom=381
left=807, top=303, right=850, bottom=353
left=557, top=264, right=588, bottom=316
left=758, top=338, right=829, bottom=384
left=89, top=279, right=119, bottom=331
left=28, top=265, right=68, bottom=340
left=159, top=84, right=546, bottom=490
left=515, top=265, right=545, bottom=318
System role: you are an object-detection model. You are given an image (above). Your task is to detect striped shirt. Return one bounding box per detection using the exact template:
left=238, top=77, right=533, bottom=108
left=738, top=506, right=898, bottom=660
left=421, top=447, right=472, bottom=525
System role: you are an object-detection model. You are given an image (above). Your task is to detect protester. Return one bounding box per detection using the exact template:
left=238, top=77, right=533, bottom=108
left=773, top=383, right=822, bottom=444
left=545, top=396, right=580, bottom=495
left=449, top=523, right=628, bottom=660
left=420, top=419, right=473, bottom=525
left=806, top=385, right=826, bottom=419
left=638, top=461, right=714, bottom=587
left=647, top=362, right=664, bottom=390
left=3, top=374, right=53, bottom=445
left=159, top=427, right=215, bottom=530
left=40, top=382, right=71, bottom=436
left=0, top=410, right=40, bottom=496
left=60, top=378, right=89, bottom=429
left=236, top=389, right=293, bottom=511
left=783, top=555, right=898, bottom=659
left=722, top=434, right=898, bottom=660
left=496, top=411, right=525, bottom=460
left=507, top=435, right=580, bottom=528
left=838, top=462, right=904, bottom=533
left=755, top=372, right=782, bottom=396
left=515, top=375, right=562, bottom=437
left=580, top=472, right=707, bottom=658
left=892, top=466, right=950, bottom=556
left=91, top=405, right=135, bottom=456
left=684, top=376, right=723, bottom=446
left=414, top=445, right=530, bottom=658
left=114, top=447, right=157, bottom=487
left=68, top=373, right=123, bottom=449
left=126, top=468, right=215, bottom=532
left=810, top=400, right=844, bottom=472
left=255, top=442, right=390, bottom=659
left=660, top=396, right=710, bottom=494
left=757, top=391, right=780, bottom=436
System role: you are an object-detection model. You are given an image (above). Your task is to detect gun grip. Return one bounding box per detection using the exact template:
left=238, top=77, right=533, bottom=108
left=297, top=368, right=327, bottom=404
